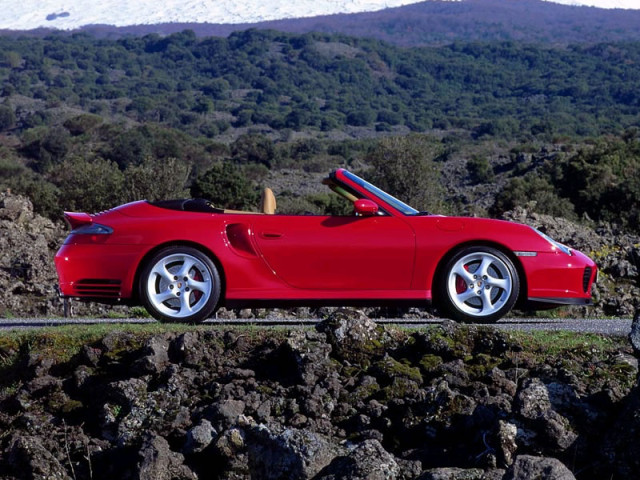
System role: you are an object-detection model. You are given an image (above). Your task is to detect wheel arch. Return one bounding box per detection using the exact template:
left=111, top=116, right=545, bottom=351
left=131, top=241, right=227, bottom=306
left=432, top=240, right=528, bottom=308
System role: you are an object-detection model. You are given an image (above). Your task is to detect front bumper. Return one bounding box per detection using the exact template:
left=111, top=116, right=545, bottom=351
left=518, top=249, right=597, bottom=303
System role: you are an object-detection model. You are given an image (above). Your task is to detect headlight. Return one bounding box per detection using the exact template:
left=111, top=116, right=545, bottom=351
left=530, top=227, right=572, bottom=256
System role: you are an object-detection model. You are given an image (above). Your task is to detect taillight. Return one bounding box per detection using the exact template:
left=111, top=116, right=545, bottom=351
left=71, top=223, right=113, bottom=235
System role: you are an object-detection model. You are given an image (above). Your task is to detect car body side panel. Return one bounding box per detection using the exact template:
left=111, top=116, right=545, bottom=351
left=250, top=214, right=416, bottom=290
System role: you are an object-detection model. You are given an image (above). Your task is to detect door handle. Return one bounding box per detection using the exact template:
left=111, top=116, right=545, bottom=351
left=260, top=231, right=283, bottom=239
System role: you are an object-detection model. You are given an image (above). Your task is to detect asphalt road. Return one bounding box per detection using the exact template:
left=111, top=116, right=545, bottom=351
left=0, top=316, right=633, bottom=336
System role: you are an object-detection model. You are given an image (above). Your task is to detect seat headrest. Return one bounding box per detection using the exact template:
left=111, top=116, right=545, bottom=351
left=260, top=188, right=276, bottom=214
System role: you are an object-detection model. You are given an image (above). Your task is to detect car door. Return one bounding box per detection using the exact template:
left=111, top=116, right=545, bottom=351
left=251, top=214, right=415, bottom=290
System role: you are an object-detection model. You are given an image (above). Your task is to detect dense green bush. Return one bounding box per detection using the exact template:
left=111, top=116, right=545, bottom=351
left=492, top=174, right=576, bottom=219
left=560, top=137, right=640, bottom=229
left=190, top=162, right=260, bottom=210
left=466, top=156, right=494, bottom=184
left=49, top=156, right=125, bottom=213
left=366, top=134, right=447, bottom=213
left=122, top=157, right=190, bottom=202
left=492, top=135, right=640, bottom=232
left=0, top=104, right=15, bottom=131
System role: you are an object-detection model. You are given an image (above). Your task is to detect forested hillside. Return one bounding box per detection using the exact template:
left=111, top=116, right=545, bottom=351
left=0, top=30, right=639, bottom=233
left=2, top=30, right=640, bottom=137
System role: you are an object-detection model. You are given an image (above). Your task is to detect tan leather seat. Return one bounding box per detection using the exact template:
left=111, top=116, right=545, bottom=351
left=260, top=188, right=276, bottom=214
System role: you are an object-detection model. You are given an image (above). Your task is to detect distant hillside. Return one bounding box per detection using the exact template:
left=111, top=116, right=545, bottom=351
left=8, top=0, right=640, bottom=46
left=1, top=30, right=639, bottom=143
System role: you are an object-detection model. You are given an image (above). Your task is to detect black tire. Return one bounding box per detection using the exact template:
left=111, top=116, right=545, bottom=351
left=139, top=246, right=220, bottom=323
left=437, top=246, right=519, bottom=323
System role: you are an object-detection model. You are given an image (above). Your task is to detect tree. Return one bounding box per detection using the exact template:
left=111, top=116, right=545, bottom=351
left=6, top=171, right=61, bottom=220
left=560, top=139, right=640, bottom=229
left=190, top=162, right=259, bottom=210
left=231, top=133, right=276, bottom=168
left=466, top=156, right=494, bottom=184
left=63, top=113, right=103, bottom=136
left=0, top=104, right=15, bottom=131
left=105, top=127, right=152, bottom=168
left=366, top=135, right=446, bottom=213
left=49, top=156, right=124, bottom=212
left=492, top=175, right=575, bottom=219
left=123, top=157, right=190, bottom=202
left=20, top=126, right=70, bottom=172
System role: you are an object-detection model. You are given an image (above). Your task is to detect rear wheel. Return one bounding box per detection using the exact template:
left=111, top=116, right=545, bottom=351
left=438, top=246, right=519, bottom=323
left=139, top=246, right=220, bottom=323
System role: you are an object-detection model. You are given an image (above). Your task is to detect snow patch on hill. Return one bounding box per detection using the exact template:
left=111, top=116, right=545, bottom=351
left=2, top=0, right=637, bottom=32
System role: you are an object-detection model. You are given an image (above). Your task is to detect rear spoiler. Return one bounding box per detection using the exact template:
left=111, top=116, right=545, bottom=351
left=64, top=212, right=93, bottom=230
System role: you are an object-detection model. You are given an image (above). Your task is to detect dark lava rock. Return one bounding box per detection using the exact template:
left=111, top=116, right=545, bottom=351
left=183, top=419, right=217, bottom=454
left=316, top=439, right=401, bottom=480
left=246, top=424, right=346, bottom=479
left=503, top=455, right=575, bottom=480
left=602, top=384, right=640, bottom=477
left=7, top=434, right=72, bottom=480
left=630, top=310, right=640, bottom=357
left=0, top=313, right=637, bottom=479
left=137, top=432, right=196, bottom=480
left=317, top=308, right=398, bottom=366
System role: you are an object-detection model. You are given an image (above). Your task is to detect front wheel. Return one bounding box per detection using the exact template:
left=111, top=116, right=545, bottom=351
left=437, top=246, right=519, bottom=323
left=139, top=246, right=221, bottom=323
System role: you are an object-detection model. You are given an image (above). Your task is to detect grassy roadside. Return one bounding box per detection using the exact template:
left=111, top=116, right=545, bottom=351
left=0, top=323, right=634, bottom=378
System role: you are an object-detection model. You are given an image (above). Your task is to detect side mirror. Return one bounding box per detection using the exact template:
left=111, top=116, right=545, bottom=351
left=354, top=199, right=379, bottom=217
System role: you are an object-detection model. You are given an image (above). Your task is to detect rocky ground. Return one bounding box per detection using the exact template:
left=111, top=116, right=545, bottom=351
left=0, top=312, right=639, bottom=479
left=0, top=192, right=131, bottom=319
left=1, top=191, right=638, bottom=320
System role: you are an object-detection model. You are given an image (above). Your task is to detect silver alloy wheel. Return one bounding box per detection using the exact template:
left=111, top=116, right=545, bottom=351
left=145, top=252, right=213, bottom=319
left=446, top=251, right=513, bottom=318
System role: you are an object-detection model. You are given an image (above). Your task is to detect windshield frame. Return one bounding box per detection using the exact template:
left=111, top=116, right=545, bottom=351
left=340, top=170, right=419, bottom=216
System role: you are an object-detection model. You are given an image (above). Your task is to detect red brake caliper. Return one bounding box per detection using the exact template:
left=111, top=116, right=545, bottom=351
left=455, top=264, right=469, bottom=294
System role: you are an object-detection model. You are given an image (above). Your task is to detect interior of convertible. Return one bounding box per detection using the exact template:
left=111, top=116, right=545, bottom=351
left=151, top=176, right=376, bottom=216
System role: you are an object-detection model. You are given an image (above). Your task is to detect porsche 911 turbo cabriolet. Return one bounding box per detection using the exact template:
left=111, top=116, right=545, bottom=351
left=55, top=168, right=597, bottom=323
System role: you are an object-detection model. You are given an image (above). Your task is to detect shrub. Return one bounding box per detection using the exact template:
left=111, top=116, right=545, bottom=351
left=49, top=156, right=124, bottom=212
left=366, top=134, right=446, bottom=213
left=63, top=114, right=103, bottom=136
left=0, top=104, right=15, bottom=131
left=123, top=157, right=190, bottom=202
left=190, top=162, right=259, bottom=210
left=466, top=156, right=495, bottom=184
left=492, top=175, right=575, bottom=219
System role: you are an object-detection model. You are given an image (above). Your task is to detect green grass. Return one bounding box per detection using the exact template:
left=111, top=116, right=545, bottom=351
left=507, top=329, right=627, bottom=356
left=0, top=322, right=296, bottom=364
left=0, top=323, right=630, bottom=364
left=0, top=323, right=200, bottom=364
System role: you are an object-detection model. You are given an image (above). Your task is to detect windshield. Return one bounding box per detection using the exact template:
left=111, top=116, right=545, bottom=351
left=342, top=170, right=419, bottom=215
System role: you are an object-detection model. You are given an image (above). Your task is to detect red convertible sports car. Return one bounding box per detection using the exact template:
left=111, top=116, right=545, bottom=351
left=55, top=168, right=597, bottom=323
